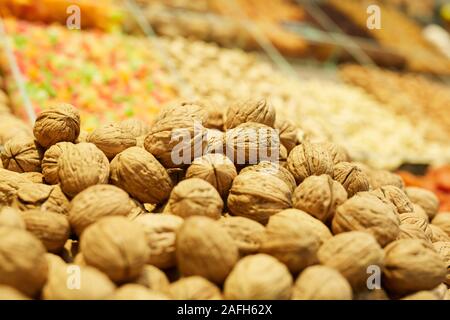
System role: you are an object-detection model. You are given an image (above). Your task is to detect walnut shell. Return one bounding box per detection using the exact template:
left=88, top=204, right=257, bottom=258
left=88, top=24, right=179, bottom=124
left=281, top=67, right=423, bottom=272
left=0, top=285, right=29, bottom=300
left=274, top=118, right=298, bottom=153
left=372, top=186, right=413, bottom=214
left=432, top=241, right=449, bottom=286
left=383, top=239, right=446, bottom=295
left=118, top=118, right=150, bottom=137
left=0, top=168, right=30, bottom=205
left=21, top=172, right=44, bottom=183
left=318, top=231, right=384, bottom=290
left=227, top=171, right=292, bottom=224
left=133, top=265, right=170, bottom=294
left=110, top=147, right=172, bottom=204
left=87, top=123, right=137, bottom=159
left=368, top=169, right=405, bottom=190
left=397, top=223, right=430, bottom=242
left=134, top=214, right=184, bottom=269
left=169, top=276, right=222, bottom=300
left=292, top=265, right=352, bottom=300
left=287, top=141, right=334, bottom=184
left=432, top=213, right=450, bottom=237
left=205, top=129, right=224, bottom=154
left=1, top=135, right=43, bottom=173
left=0, top=206, right=25, bottom=229
left=225, top=98, right=276, bottom=130
left=411, top=203, right=429, bottom=221
left=224, top=254, right=293, bottom=300
left=109, top=284, right=169, bottom=300
left=41, top=142, right=75, bottom=184
left=429, top=225, right=450, bottom=243
left=292, top=174, right=347, bottom=223
left=175, top=216, right=239, bottom=284
left=319, top=141, right=350, bottom=165
left=399, top=212, right=433, bottom=240
left=240, top=161, right=296, bottom=193
left=406, top=187, right=439, bottom=220
left=0, top=227, right=48, bottom=296
left=33, top=103, right=80, bottom=148
left=195, top=99, right=225, bottom=130
left=69, top=184, right=135, bottom=235
left=333, top=162, right=370, bottom=197
left=185, top=154, right=237, bottom=198
left=58, top=143, right=110, bottom=198
left=80, top=216, right=149, bottom=283
left=12, top=183, right=70, bottom=215
left=332, top=192, right=400, bottom=246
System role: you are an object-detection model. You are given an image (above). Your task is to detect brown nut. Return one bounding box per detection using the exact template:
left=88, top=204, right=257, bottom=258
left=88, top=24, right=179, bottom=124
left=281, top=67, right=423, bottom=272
left=80, top=216, right=149, bottom=283
left=225, top=98, right=276, bottom=130
left=397, top=223, right=430, bottom=242
left=318, top=231, right=384, bottom=290
left=411, top=204, right=429, bottom=221
left=432, top=241, right=449, bottom=286
left=205, top=129, right=224, bottom=154
left=21, top=172, right=44, bottom=183
left=1, top=135, right=43, bottom=173
left=75, top=130, right=88, bottom=143
left=292, top=174, right=347, bottom=223
left=176, top=216, right=239, bottom=284
left=0, top=285, right=29, bottom=300
left=33, top=103, right=80, bottom=148
left=170, top=276, right=222, bottom=300
left=406, top=187, right=439, bottom=220
left=399, top=212, right=433, bottom=240
left=110, top=147, right=172, bottom=205
left=12, top=183, right=70, bottom=215
left=240, top=161, right=296, bottom=193
left=134, top=265, right=170, bottom=294
left=319, top=141, right=350, bottom=165
left=333, top=162, right=370, bottom=197
left=367, top=169, right=405, bottom=190
left=195, top=99, right=225, bottom=130
left=432, top=213, right=450, bottom=237
left=224, top=254, right=293, bottom=300
left=41, top=142, right=75, bottom=184
left=0, top=168, right=30, bottom=205
left=118, top=118, right=150, bottom=138
left=0, top=206, right=25, bottom=229
left=274, top=118, right=298, bottom=153
left=383, top=239, right=446, bottom=295
left=429, top=224, right=450, bottom=243
left=372, top=185, right=413, bottom=214
left=0, top=114, right=32, bottom=145
left=292, top=265, right=352, bottom=300
left=109, top=284, right=169, bottom=300
left=58, top=143, right=110, bottom=198
left=87, top=123, right=136, bottom=159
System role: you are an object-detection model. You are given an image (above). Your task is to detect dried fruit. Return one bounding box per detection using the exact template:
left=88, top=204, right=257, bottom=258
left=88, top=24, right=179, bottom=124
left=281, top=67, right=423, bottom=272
left=406, top=187, right=439, bottom=220
left=224, top=98, right=276, bottom=129
left=41, top=142, right=74, bottom=184
left=12, top=183, right=70, bottom=215
left=134, top=265, right=170, bottom=294
left=110, top=284, right=169, bottom=300
left=0, top=206, right=25, bottom=229
left=372, top=185, right=413, bottom=214
left=170, top=276, right=222, bottom=300
left=432, top=213, right=450, bottom=237
left=87, top=123, right=137, bottom=159
left=274, top=118, right=298, bottom=153
left=1, top=135, right=43, bottom=173
left=333, top=162, right=370, bottom=197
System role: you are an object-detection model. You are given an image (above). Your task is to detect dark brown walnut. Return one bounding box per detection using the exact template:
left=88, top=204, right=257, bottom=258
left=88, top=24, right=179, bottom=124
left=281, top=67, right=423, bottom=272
left=41, top=142, right=75, bottom=184
left=287, top=141, right=334, bottom=184
left=432, top=213, right=450, bottom=237
left=12, top=183, right=70, bottom=215
left=0, top=206, right=25, bottom=229
left=240, top=161, right=296, bottom=193
left=274, top=118, right=298, bottom=153
left=383, top=239, right=446, bottom=295
left=432, top=241, right=449, bottom=286
left=367, top=169, right=405, bottom=190
left=318, top=231, right=384, bottom=290
left=372, top=185, right=413, bottom=214
left=87, top=123, right=136, bottom=160
left=292, top=174, right=347, bottom=223
left=185, top=154, right=237, bottom=198
left=1, top=135, right=43, bottom=173
left=57, top=143, right=110, bottom=198
left=21, top=172, right=44, bottom=183
left=133, top=265, right=171, bottom=294
left=227, top=171, right=292, bottom=224
left=405, top=187, right=440, bottom=220
left=429, top=224, right=450, bottom=242
left=224, top=98, right=276, bottom=130
left=332, top=192, right=400, bottom=247
left=69, top=184, right=136, bottom=236
left=110, top=147, right=172, bottom=205
left=333, top=162, right=370, bottom=197
left=0, top=168, right=32, bottom=205
left=118, top=118, right=150, bottom=138
left=397, top=223, right=430, bottom=242
left=319, top=141, right=350, bottom=165
left=399, top=212, right=433, bottom=240
left=33, top=103, right=80, bottom=148
left=176, top=216, right=239, bottom=284
left=170, top=276, right=222, bottom=300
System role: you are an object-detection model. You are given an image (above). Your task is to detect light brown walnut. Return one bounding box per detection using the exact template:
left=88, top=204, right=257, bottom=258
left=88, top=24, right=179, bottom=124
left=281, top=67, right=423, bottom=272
left=399, top=212, right=433, bottom=240
left=41, top=142, right=75, bottom=184
left=224, top=98, right=276, bottom=129
left=432, top=213, right=450, bottom=237
left=1, top=135, right=43, bottom=173
left=432, top=241, right=449, bottom=286
left=133, top=265, right=171, bottom=294
left=0, top=169, right=30, bottom=205
left=109, top=284, right=169, bottom=300
left=406, top=187, right=440, bottom=220
left=274, top=118, right=298, bottom=153
left=12, top=183, right=70, bottom=215
left=0, top=206, right=25, bottom=229
left=319, top=141, right=350, bottom=165
left=169, top=276, right=222, bottom=300
left=240, top=161, right=296, bottom=192
left=87, top=123, right=137, bottom=159
left=372, top=185, right=413, bottom=214
left=429, top=224, right=450, bottom=243
left=333, top=162, right=370, bottom=197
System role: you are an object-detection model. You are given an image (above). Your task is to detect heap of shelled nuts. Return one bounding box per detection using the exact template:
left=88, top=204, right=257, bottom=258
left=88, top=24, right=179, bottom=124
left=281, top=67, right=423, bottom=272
left=0, top=99, right=449, bottom=300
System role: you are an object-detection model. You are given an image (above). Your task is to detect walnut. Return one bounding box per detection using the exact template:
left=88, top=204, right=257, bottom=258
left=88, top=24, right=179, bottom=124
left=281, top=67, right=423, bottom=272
left=195, top=99, right=225, bottom=130
left=332, top=192, right=400, bottom=246
left=372, top=185, right=413, bottom=214
left=0, top=285, right=29, bottom=300
left=224, top=254, right=293, bottom=300
left=41, top=142, right=75, bottom=184
left=110, top=284, right=169, bottom=300
left=224, top=98, right=276, bottom=130
left=169, top=276, right=222, bottom=300
left=287, top=141, right=334, bottom=184
left=397, top=223, right=430, bottom=242
left=318, top=231, right=384, bottom=290
left=0, top=168, right=29, bottom=205
left=274, top=118, right=298, bottom=153
left=292, top=265, right=352, bottom=300
left=12, top=183, right=70, bottom=215
left=0, top=114, right=32, bottom=145
left=383, top=239, right=446, bottom=295
left=176, top=216, right=239, bottom=284
left=205, top=129, right=224, bottom=154
left=1, top=135, right=43, bottom=173
left=80, top=216, right=149, bottom=283
left=58, top=143, right=110, bottom=198
left=0, top=206, right=25, bottom=229
left=33, top=103, right=80, bottom=148
left=406, top=187, right=439, bottom=220
left=411, top=203, right=429, bottom=221
left=292, top=174, right=347, bottom=223
left=75, top=130, right=88, bottom=143
left=118, top=118, right=150, bottom=137
left=21, top=172, right=44, bottom=183
left=0, top=227, right=48, bottom=296
left=333, top=162, right=370, bottom=197
left=429, top=225, right=450, bottom=242
left=134, top=214, right=184, bottom=269
left=69, top=184, right=136, bottom=236
left=432, top=213, right=450, bottom=237
left=399, top=212, right=433, bottom=240
left=133, top=265, right=170, bottom=294
left=319, top=141, right=350, bottom=165
left=185, top=154, right=237, bottom=198
left=227, top=171, right=292, bottom=224
left=110, top=147, right=172, bottom=204
left=87, top=123, right=137, bottom=159
left=240, top=161, right=296, bottom=192
left=367, top=169, right=405, bottom=190
left=432, top=241, right=449, bottom=286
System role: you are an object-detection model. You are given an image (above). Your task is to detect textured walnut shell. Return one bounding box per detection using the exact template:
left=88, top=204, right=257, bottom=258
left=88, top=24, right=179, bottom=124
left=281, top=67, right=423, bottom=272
left=399, top=212, right=433, bottom=240
left=0, top=206, right=25, bottom=229
left=134, top=214, right=184, bottom=269
left=292, top=174, right=347, bottom=223
left=319, top=141, right=350, bottom=165
left=12, top=183, right=70, bottom=215
left=292, top=265, right=352, bottom=300
left=240, top=161, right=296, bottom=193
left=383, top=239, right=446, bottom=295
left=185, top=154, right=237, bottom=198
left=224, top=254, right=293, bottom=300
left=134, top=265, right=170, bottom=294
left=195, top=99, right=225, bottom=130
left=109, top=284, right=169, bottom=300
left=368, top=169, right=405, bottom=190
left=33, top=103, right=80, bottom=148
left=87, top=123, right=137, bottom=159
left=411, top=204, right=429, bottom=221
left=205, top=129, right=224, bottom=154
left=0, top=115, right=32, bottom=145
left=225, top=98, right=276, bottom=129
left=332, top=192, right=400, bottom=247
left=432, top=213, right=450, bottom=237
left=406, top=187, right=439, bottom=220
left=21, top=172, right=44, bottom=183
left=287, top=141, right=334, bottom=184
left=274, top=118, right=298, bottom=153
left=429, top=225, right=450, bottom=242
left=110, top=147, right=172, bottom=204
left=58, top=143, right=110, bottom=198
left=318, top=231, right=384, bottom=290
left=170, top=276, right=222, bottom=300
left=41, top=142, right=74, bottom=184
left=0, top=168, right=30, bottom=205
left=176, top=216, right=239, bottom=284
left=372, top=186, right=413, bottom=214
left=333, top=162, right=370, bottom=197
left=397, top=223, right=430, bottom=242
left=1, top=135, right=43, bottom=173
left=80, top=216, right=149, bottom=283
left=0, top=285, right=29, bottom=300
left=69, top=184, right=135, bottom=236
left=227, top=171, right=292, bottom=224
left=432, top=241, right=449, bottom=286
left=218, top=216, right=265, bottom=256
left=0, top=227, right=48, bottom=296
left=118, top=118, right=150, bottom=138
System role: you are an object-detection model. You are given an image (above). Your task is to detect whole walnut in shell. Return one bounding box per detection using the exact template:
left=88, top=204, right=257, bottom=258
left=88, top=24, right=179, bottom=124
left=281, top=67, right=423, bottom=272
left=429, top=224, right=450, bottom=242
left=80, top=216, right=149, bottom=283
left=318, top=231, right=384, bottom=290
left=110, top=147, right=172, bottom=204
left=383, top=239, right=446, bottom=295
left=372, top=185, right=413, bottom=214
left=58, top=143, right=109, bottom=198
left=1, top=135, right=43, bottom=173
left=41, top=142, right=74, bottom=184
left=118, top=118, right=150, bottom=137
left=333, top=162, right=370, bottom=197
left=397, top=223, right=430, bottom=242
left=33, top=103, right=80, bottom=148
left=224, top=254, right=293, bottom=300
left=110, top=284, right=169, bottom=300
left=21, top=172, right=44, bottom=183
left=87, top=123, right=136, bottom=159
left=224, top=98, right=276, bottom=129
left=292, top=265, right=352, bottom=300
left=368, top=169, right=405, bottom=190
left=0, top=168, right=29, bottom=205
left=0, top=206, right=25, bottom=229
left=432, top=213, right=450, bottom=237
left=406, top=187, right=439, bottom=220
left=176, top=216, right=239, bottom=284
left=240, top=161, right=296, bottom=192
left=195, top=99, right=225, bottom=130
left=411, top=204, right=429, bottom=221
left=12, top=183, right=70, bottom=215
left=205, top=129, right=224, bottom=154
left=274, top=118, right=298, bottom=153
left=134, top=265, right=170, bottom=294
left=292, top=174, right=347, bottom=223
left=432, top=241, right=449, bottom=285
left=319, top=141, right=350, bottom=165
left=399, top=212, right=433, bottom=240
left=170, top=276, right=222, bottom=300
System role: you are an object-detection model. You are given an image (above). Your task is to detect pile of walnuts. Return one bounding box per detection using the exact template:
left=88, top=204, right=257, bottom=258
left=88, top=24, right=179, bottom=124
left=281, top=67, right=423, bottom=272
left=0, top=100, right=449, bottom=300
